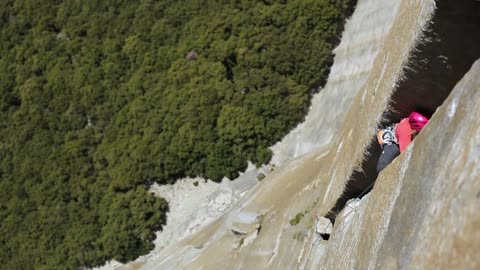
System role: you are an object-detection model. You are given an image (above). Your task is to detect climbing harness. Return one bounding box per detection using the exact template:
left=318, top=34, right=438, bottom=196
left=377, top=125, right=398, bottom=146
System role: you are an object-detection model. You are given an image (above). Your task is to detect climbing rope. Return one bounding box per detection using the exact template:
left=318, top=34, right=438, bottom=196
left=356, top=180, right=376, bottom=200
left=302, top=231, right=323, bottom=270
left=328, top=180, right=377, bottom=226
left=303, top=180, right=377, bottom=268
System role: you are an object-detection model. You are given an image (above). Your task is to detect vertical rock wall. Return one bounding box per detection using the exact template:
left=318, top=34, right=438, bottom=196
left=317, top=58, right=480, bottom=270
left=118, top=0, right=480, bottom=269
left=271, top=0, right=402, bottom=165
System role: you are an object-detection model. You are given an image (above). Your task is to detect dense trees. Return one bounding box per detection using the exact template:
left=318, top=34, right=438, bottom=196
left=0, top=0, right=352, bottom=268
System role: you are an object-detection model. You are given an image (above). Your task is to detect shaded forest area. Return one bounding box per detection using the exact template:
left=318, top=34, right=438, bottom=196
left=0, top=0, right=352, bottom=269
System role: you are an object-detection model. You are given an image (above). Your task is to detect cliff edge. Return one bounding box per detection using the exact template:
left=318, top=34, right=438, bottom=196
left=122, top=0, right=479, bottom=269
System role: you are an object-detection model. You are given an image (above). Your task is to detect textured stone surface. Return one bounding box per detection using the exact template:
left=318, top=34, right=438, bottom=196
left=315, top=217, right=333, bottom=235
left=270, top=0, right=402, bottom=165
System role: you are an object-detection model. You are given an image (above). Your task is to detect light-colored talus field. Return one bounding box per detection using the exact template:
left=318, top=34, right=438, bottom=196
left=115, top=0, right=480, bottom=269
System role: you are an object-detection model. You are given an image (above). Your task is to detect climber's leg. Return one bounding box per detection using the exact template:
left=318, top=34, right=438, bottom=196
left=376, top=143, right=400, bottom=173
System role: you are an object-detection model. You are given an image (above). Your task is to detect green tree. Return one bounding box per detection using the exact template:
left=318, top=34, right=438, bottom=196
left=0, top=0, right=353, bottom=268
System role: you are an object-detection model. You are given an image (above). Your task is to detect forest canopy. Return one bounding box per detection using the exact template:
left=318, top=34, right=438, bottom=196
left=0, top=0, right=352, bottom=269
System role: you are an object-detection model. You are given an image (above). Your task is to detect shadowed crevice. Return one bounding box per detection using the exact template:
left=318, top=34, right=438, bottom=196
left=324, top=0, right=480, bottom=226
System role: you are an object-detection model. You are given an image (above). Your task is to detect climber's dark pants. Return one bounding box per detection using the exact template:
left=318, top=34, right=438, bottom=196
left=376, top=144, right=400, bottom=173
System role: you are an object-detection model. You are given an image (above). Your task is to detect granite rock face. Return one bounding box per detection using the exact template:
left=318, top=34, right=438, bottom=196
left=115, top=0, right=480, bottom=269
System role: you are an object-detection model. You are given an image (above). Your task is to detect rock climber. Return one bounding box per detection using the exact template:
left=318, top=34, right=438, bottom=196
left=376, top=112, right=429, bottom=173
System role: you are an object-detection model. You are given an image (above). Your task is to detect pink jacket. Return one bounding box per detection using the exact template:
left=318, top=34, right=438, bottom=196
left=396, top=118, right=412, bottom=153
